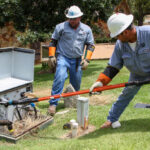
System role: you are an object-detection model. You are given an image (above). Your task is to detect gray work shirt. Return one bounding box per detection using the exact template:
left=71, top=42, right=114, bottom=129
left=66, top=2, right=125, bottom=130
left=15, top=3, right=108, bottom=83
left=109, top=26, right=150, bottom=79
left=51, top=21, right=94, bottom=58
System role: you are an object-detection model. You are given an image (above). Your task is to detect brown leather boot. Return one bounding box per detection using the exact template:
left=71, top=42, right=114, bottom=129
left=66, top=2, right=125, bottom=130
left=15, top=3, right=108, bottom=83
left=100, top=121, right=112, bottom=129
left=48, top=105, right=56, bottom=116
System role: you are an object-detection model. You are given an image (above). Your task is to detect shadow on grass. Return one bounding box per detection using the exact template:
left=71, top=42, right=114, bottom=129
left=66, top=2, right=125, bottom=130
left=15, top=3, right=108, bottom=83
left=30, top=134, right=60, bottom=140
left=79, top=118, right=150, bottom=140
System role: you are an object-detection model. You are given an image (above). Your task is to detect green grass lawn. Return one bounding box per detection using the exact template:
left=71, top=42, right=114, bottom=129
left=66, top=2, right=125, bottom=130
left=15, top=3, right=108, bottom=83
left=1, top=60, right=150, bottom=150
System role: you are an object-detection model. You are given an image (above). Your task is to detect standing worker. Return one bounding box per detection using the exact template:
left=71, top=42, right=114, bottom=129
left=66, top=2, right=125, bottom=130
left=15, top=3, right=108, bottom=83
left=90, top=13, right=150, bottom=128
left=48, top=5, right=95, bottom=116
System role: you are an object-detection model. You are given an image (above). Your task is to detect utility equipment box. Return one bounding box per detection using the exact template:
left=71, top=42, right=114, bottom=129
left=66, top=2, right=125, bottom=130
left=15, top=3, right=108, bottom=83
left=0, top=47, right=35, bottom=122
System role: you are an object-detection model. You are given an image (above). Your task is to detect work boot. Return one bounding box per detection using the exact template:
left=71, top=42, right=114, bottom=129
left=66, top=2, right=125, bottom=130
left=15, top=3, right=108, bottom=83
left=48, top=105, right=56, bottom=116
left=100, top=120, right=112, bottom=129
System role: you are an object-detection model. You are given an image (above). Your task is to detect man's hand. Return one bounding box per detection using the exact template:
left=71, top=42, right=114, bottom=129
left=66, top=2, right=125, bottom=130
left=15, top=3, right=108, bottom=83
left=48, top=56, right=56, bottom=68
left=90, top=81, right=103, bottom=93
left=80, top=59, right=89, bottom=70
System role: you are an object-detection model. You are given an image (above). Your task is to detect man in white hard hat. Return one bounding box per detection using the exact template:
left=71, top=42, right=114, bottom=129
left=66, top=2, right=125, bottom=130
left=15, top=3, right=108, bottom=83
left=90, top=13, right=150, bottom=128
left=48, top=5, right=95, bottom=116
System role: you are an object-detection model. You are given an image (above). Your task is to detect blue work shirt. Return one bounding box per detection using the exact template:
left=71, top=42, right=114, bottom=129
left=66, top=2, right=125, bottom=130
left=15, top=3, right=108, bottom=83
left=51, top=21, right=94, bottom=58
left=109, top=25, right=150, bottom=78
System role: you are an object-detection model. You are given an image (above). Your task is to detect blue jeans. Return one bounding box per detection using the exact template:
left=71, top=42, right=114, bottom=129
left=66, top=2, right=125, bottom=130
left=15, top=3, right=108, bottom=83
left=107, top=74, right=147, bottom=123
left=107, top=85, right=141, bottom=122
left=49, top=54, right=82, bottom=106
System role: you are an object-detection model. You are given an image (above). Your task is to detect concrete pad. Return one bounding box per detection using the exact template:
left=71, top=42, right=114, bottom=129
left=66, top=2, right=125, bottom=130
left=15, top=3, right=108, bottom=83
left=92, top=43, right=115, bottom=60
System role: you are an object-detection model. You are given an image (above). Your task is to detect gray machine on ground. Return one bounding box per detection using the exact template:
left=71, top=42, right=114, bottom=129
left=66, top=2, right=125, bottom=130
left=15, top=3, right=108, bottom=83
left=0, top=47, right=35, bottom=123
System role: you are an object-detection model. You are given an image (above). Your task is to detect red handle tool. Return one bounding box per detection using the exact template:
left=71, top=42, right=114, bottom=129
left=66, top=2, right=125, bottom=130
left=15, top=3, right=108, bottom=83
left=2, top=80, right=150, bottom=105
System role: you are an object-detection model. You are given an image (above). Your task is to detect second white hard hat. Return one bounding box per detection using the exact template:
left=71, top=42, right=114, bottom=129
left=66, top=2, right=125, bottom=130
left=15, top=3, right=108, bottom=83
left=107, top=13, right=134, bottom=38
left=66, top=5, right=83, bottom=19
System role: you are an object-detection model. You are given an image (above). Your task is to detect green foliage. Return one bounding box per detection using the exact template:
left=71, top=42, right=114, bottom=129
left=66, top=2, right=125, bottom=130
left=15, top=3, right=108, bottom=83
left=0, top=0, right=119, bottom=32
left=17, top=30, right=51, bottom=46
left=41, top=62, right=49, bottom=70
left=129, top=0, right=150, bottom=25
left=0, top=0, right=21, bottom=27
left=0, top=0, right=121, bottom=44
left=5, top=0, right=150, bottom=44
left=81, top=0, right=120, bottom=23
left=92, top=24, right=116, bottom=43
left=95, top=37, right=112, bottom=43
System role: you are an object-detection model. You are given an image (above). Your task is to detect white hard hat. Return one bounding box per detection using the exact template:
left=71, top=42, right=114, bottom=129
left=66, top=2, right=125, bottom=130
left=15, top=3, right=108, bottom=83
left=107, top=13, right=134, bottom=38
left=65, top=5, right=83, bottom=19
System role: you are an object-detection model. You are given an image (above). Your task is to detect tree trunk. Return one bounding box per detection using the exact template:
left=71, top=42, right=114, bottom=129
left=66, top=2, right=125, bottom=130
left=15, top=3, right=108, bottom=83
left=138, top=15, right=144, bottom=26
left=137, top=0, right=144, bottom=26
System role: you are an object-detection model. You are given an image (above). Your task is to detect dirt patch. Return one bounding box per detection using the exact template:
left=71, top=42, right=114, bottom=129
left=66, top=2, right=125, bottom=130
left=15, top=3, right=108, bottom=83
left=1, top=114, right=52, bottom=137
left=37, top=68, right=55, bottom=75
left=33, top=89, right=51, bottom=97
left=37, top=70, right=51, bottom=74
left=89, top=94, right=116, bottom=106
left=61, top=125, right=96, bottom=139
